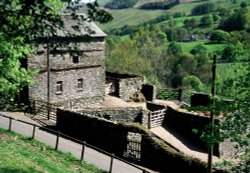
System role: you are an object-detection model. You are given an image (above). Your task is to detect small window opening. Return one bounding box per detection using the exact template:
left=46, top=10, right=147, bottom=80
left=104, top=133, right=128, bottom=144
left=73, top=55, right=79, bottom=63
left=56, top=81, right=63, bottom=94
left=77, top=79, right=83, bottom=90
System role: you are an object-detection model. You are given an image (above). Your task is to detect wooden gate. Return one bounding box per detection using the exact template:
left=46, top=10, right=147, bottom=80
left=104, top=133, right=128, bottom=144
left=148, top=109, right=166, bottom=128
left=124, top=132, right=142, bottom=161
left=29, top=99, right=57, bottom=122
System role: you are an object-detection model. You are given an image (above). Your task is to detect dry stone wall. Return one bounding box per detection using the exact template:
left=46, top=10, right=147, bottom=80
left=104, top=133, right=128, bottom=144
left=119, top=77, right=145, bottom=102
left=28, top=38, right=106, bottom=108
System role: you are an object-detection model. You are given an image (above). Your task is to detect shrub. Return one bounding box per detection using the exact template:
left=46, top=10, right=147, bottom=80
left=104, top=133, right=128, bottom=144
left=105, top=0, right=138, bottom=9
left=192, top=3, right=216, bottom=15
left=210, top=30, right=229, bottom=43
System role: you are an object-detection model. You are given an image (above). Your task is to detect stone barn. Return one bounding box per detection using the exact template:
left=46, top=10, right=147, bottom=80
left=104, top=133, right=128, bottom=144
left=27, top=14, right=106, bottom=109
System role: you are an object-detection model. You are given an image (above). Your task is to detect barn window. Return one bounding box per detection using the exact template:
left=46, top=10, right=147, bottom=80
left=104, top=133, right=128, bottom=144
left=56, top=81, right=63, bottom=94
left=77, top=79, right=83, bottom=90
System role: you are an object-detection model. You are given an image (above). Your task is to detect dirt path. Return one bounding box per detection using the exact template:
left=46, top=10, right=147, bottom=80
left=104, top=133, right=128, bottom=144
left=151, top=126, right=220, bottom=163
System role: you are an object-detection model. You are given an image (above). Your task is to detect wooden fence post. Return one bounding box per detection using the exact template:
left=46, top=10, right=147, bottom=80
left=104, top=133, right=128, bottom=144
left=148, top=112, right=151, bottom=129
left=109, top=153, right=115, bottom=173
left=81, top=141, right=86, bottom=161
left=32, top=125, right=36, bottom=139
left=55, top=131, right=60, bottom=150
left=8, top=118, right=12, bottom=131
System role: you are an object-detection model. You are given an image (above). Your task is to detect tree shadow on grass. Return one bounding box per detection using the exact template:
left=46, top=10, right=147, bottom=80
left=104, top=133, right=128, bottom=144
left=0, top=168, right=42, bottom=173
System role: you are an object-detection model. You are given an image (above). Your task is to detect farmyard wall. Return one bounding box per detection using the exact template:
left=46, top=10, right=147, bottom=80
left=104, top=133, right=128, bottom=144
left=56, top=109, right=207, bottom=173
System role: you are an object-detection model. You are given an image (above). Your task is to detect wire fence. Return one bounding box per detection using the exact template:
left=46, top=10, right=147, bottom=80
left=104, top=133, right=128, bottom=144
left=0, top=114, right=150, bottom=173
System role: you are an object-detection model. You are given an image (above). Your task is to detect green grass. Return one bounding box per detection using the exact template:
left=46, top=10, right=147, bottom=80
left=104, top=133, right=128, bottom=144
left=176, top=41, right=226, bottom=53
left=97, top=0, right=111, bottom=7
left=168, top=0, right=249, bottom=15
left=0, top=129, right=106, bottom=173
left=217, top=63, right=247, bottom=82
left=98, top=9, right=165, bottom=31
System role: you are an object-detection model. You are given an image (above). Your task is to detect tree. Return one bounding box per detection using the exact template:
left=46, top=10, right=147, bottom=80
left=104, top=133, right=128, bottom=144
left=200, top=14, right=214, bottom=27
left=221, top=43, right=244, bottom=61
left=106, top=39, right=152, bottom=75
left=183, top=75, right=204, bottom=91
left=167, top=42, right=182, bottom=56
left=191, top=3, right=216, bottom=15
left=0, top=0, right=112, bottom=106
left=190, top=43, right=209, bottom=56
left=219, top=7, right=250, bottom=31
left=105, top=0, right=138, bottom=9
left=213, top=65, right=249, bottom=172
left=210, top=30, right=229, bottom=43
left=184, top=18, right=198, bottom=29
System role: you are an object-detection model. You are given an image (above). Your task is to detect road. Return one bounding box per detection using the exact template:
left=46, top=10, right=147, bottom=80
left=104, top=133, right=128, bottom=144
left=0, top=113, right=155, bottom=173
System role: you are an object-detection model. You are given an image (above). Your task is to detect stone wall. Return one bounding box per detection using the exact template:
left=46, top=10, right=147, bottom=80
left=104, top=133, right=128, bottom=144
left=28, top=38, right=106, bottom=108
left=56, top=109, right=207, bottom=173
left=29, top=66, right=105, bottom=109
left=29, top=40, right=105, bottom=71
left=76, top=107, right=148, bottom=125
left=161, top=105, right=220, bottom=156
left=119, top=77, right=145, bottom=101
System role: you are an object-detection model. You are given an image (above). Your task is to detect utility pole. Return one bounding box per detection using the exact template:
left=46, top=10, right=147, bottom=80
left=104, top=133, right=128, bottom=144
left=47, top=37, right=51, bottom=120
left=207, top=55, right=217, bottom=173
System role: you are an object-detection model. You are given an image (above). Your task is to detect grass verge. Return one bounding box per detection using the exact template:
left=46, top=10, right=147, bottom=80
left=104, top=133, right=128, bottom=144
left=0, top=129, right=106, bottom=173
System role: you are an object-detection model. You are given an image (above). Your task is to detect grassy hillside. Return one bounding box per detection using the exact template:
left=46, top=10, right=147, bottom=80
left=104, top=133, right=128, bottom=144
left=0, top=129, right=106, bottom=173
left=98, top=9, right=165, bottom=31
left=99, top=0, right=249, bottom=31
left=168, top=0, right=249, bottom=14
left=97, top=0, right=111, bottom=7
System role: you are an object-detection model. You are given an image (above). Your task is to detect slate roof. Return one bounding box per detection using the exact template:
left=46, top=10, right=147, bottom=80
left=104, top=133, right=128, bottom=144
left=55, top=13, right=106, bottom=38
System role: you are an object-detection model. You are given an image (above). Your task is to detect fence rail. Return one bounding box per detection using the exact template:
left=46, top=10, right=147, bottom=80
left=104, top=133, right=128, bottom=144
left=156, top=88, right=192, bottom=106
left=0, top=114, right=150, bottom=173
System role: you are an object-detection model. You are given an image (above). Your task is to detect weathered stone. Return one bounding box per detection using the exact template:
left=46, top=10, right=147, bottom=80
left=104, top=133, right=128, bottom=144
left=28, top=14, right=106, bottom=109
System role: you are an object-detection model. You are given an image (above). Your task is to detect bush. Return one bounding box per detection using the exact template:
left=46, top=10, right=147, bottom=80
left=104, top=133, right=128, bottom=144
left=192, top=3, right=216, bottom=15
left=183, top=75, right=204, bottom=91
left=210, top=30, right=229, bottom=43
left=200, top=14, right=214, bottom=27
left=140, top=0, right=177, bottom=10
left=184, top=18, right=197, bottom=29
left=105, top=0, right=138, bottom=9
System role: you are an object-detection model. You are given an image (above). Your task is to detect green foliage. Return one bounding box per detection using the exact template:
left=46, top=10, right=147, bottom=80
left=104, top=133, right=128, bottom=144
left=221, top=42, right=245, bottom=61
left=210, top=30, right=230, bottom=43
left=190, top=43, right=209, bottom=56
left=0, top=129, right=106, bottom=173
left=0, top=0, right=112, bottom=106
left=167, top=42, right=183, bottom=56
left=191, top=3, right=216, bottom=15
left=183, top=75, right=204, bottom=91
left=219, top=7, right=250, bottom=31
left=199, top=14, right=214, bottom=27
left=106, top=38, right=152, bottom=75
left=184, top=18, right=198, bottom=29
left=105, top=0, right=138, bottom=9
left=139, top=0, right=177, bottom=10
left=0, top=0, right=64, bottom=103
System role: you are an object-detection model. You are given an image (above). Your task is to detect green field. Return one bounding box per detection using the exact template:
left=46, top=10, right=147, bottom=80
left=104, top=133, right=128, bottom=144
left=175, top=41, right=226, bottom=54
left=0, top=129, right=106, bottom=173
left=97, top=0, right=111, bottom=7
left=98, top=9, right=166, bottom=31
left=168, top=0, right=249, bottom=15
left=217, top=63, right=247, bottom=82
